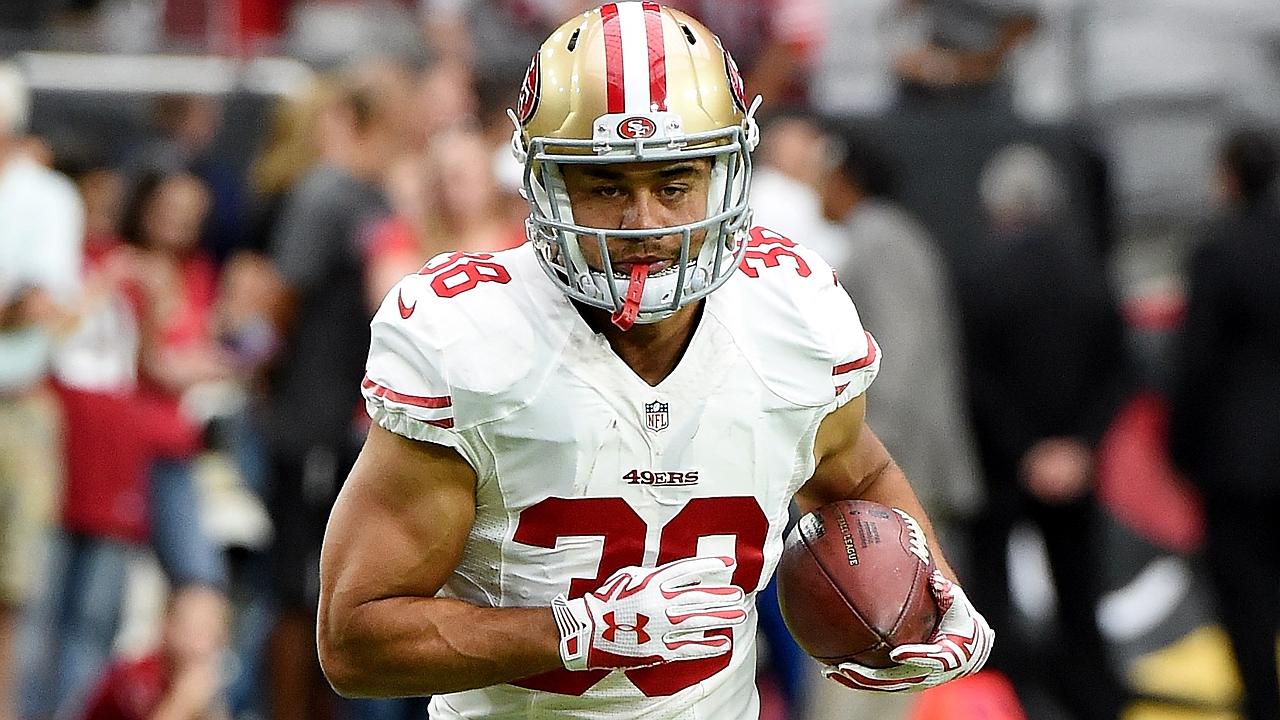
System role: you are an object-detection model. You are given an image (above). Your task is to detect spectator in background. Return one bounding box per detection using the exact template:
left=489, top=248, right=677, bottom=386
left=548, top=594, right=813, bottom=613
left=121, top=94, right=248, bottom=264
left=368, top=125, right=525, bottom=306
left=30, top=169, right=233, bottom=720
left=419, top=0, right=593, bottom=90
left=894, top=0, right=1037, bottom=95
left=418, top=125, right=524, bottom=254
left=744, top=114, right=980, bottom=719
left=78, top=587, right=230, bottom=720
left=0, top=62, right=84, bottom=720
left=244, top=82, right=326, bottom=256
left=223, top=79, right=332, bottom=379
left=747, top=114, right=842, bottom=262
left=121, top=172, right=238, bottom=402
left=891, top=1, right=1115, bottom=260
left=365, top=62, right=485, bottom=303
left=962, top=144, right=1130, bottom=720
left=247, top=65, right=408, bottom=720
left=49, top=159, right=270, bottom=720
left=1168, top=127, right=1280, bottom=720
left=805, top=128, right=984, bottom=720
left=18, top=161, right=180, bottom=720
left=407, top=62, right=479, bottom=153
left=663, top=0, right=824, bottom=109
left=821, top=131, right=983, bottom=562
left=871, top=0, right=1043, bottom=269
left=117, top=172, right=233, bottom=643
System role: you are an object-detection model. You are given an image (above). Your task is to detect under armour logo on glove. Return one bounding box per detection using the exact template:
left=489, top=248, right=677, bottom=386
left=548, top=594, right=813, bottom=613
left=824, top=570, right=994, bottom=693
left=601, top=611, right=651, bottom=643
left=552, top=556, right=748, bottom=671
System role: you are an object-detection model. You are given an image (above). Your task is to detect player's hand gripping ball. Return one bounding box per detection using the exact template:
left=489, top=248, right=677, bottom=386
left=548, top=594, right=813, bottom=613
left=776, top=500, right=993, bottom=692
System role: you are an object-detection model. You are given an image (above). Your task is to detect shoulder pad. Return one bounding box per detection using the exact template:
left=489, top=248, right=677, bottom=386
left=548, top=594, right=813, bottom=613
left=363, top=245, right=573, bottom=433
left=710, top=226, right=880, bottom=407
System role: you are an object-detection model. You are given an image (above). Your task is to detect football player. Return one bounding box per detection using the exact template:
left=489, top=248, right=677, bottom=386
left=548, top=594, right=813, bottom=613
left=318, top=4, right=992, bottom=717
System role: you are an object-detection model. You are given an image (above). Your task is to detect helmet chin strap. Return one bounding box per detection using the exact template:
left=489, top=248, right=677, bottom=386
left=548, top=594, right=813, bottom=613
left=610, top=263, right=650, bottom=331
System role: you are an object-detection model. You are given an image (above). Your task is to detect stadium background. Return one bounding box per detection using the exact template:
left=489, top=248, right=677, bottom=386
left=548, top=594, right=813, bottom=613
left=1, top=1, right=1278, bottom=719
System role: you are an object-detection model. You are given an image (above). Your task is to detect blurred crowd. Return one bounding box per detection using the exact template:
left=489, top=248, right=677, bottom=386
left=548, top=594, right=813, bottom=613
left=1, top=2, right=1278, bottom=720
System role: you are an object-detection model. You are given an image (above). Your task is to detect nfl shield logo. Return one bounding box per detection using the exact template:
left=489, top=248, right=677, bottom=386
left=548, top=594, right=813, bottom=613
left=644, top=401, right=669, bottom=432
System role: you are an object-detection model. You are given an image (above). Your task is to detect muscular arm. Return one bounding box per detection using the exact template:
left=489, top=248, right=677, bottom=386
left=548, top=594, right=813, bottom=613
left=794, top=394, right=956, bottom=581
left=317, top=425, right=563, bottom=698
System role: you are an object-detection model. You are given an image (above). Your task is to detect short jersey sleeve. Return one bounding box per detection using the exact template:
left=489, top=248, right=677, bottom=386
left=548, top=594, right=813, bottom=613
left=832, top=323, right=880, bottom=408
left=362, top=275, right=487, bottom=474
left=811, top=256, right=881, bottom=408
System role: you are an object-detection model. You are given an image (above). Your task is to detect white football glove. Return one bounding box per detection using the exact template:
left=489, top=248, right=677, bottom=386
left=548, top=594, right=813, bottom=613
left=552, top=556, right=748, bottom=671
left=824, top=570, right=994, bottom=692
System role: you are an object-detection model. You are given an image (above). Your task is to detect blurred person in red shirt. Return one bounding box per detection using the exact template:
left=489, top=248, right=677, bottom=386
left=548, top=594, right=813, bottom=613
left=120, top=171, right=238, bottom=399
left=51, top=166, right=191, bottom=554
left=116, top=171, right=235, bottom=605
left=22, top=166, right=232, bottom=720
left=66, top=168, right=232, bottom=714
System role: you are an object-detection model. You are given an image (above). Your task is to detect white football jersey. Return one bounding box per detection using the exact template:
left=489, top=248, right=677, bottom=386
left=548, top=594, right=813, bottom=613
left=362, top=228, right=879, bottom=720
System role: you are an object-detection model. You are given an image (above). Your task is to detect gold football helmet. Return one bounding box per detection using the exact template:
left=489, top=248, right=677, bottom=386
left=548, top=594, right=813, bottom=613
left=510, top=2, right=760, bottom=326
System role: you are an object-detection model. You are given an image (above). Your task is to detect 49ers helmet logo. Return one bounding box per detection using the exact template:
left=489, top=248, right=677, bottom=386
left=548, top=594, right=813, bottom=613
left=617, top=116, right=657, bottom=139
left=516, top=52, right=541, bottom=124
left=715, top=36, right=748, bottom=113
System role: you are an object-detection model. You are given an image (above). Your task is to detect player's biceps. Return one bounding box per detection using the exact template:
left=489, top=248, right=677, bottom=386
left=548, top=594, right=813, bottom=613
left=321, top=488, right=424, bottom=612
left=796, top=443, right=863, bottom=513
left=322, top=456, right=474, bottom=604
left=837, top=418, right=895, bottom=489
left=811, top=393, right=866, bottom=465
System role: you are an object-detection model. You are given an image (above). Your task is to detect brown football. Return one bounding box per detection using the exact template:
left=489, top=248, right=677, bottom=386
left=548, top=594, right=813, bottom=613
left=775, top=499, right=940, bottom=667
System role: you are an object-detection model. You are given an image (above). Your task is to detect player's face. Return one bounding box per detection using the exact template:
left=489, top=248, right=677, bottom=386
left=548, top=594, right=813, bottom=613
left=559, top=158, right=712, bottom=276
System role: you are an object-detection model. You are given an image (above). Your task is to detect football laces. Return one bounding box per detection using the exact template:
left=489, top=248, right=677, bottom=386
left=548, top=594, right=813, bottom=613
left=893, top=508, right=931, bottom=565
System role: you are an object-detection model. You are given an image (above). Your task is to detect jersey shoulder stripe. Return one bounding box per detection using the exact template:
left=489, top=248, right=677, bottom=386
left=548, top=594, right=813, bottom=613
left=833, top=331, right=880, bottom=399
left=361, top=376, right=454, bottom=428
left=833, top=332, right=878, bottom=376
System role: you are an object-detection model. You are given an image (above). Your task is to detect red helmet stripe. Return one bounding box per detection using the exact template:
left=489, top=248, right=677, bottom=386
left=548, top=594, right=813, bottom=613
left=600, top=3, right=626, bottom=114
left=641, top=2, right=667, bottom=111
